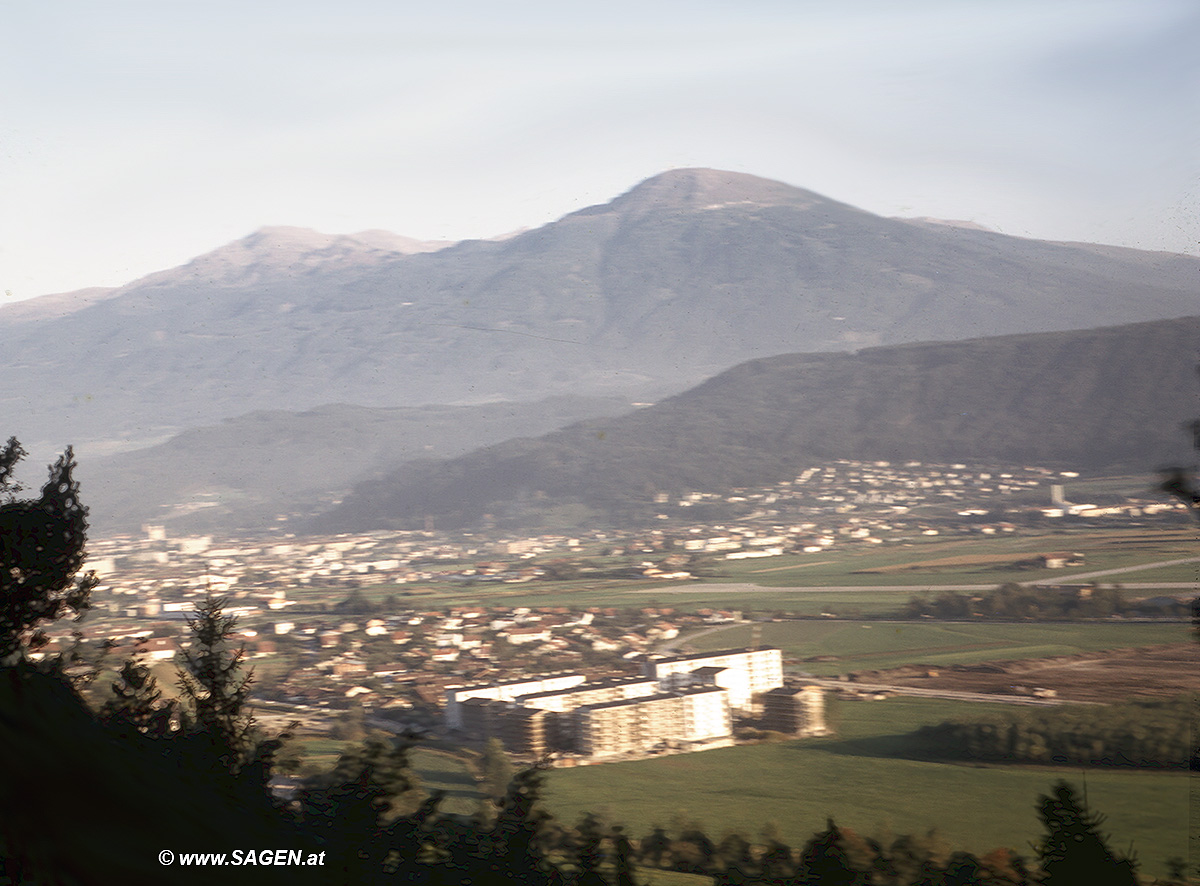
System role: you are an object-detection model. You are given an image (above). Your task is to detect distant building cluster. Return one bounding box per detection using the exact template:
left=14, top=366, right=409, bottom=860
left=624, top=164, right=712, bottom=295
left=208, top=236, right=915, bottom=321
left=445, top=647, right=827, bottom=759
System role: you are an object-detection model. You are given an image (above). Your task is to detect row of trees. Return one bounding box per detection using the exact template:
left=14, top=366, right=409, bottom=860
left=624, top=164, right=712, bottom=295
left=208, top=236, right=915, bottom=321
left=913, top=696, right=1191, bottom=769
left=0, top=438, right=1169, bottom=883
left=902, top=583, right=1186, bottom=621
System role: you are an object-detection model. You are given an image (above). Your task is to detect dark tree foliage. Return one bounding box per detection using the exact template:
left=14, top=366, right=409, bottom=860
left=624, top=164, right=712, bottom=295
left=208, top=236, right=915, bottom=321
left=100, top=655, right=181, bottom=736
left=576, top=812, right=611, bottom=886
left=1033, top=781, right=1138, bottom=886
left=902, top=582, right=1184, bottom=621
left=0, top=440, right=96, bottom=662
left=611, top=826, right=638, bottom=886
left=176, top=596, right=261, bottom=771
left=942, top=850, right=987, bottom=886
left=714, top=830, right=754, bottom=884
left=759, top=836, right=796, bottom=883
left=798, top=819, right=865, bottom=886
left=639, top=826, right=672, bottom=870
left=481, top=759, right=558, bottom=883
left=914, top=695, right=1192, bottom=769
left=301, top=733, right=422, bottom=825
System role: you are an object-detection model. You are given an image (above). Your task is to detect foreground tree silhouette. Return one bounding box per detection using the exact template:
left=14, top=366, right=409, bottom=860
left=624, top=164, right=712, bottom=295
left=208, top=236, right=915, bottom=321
left=0, top=439, right=95, bottom=662
left=797, top=819, right=864, bottom=886
left=100, top=655, right=180, bottom=736
left=1033, top=780, right=1137, bottom=885
left=0, top=440, right=294, bottom=883
left=175, top=595, right=282, bottom=775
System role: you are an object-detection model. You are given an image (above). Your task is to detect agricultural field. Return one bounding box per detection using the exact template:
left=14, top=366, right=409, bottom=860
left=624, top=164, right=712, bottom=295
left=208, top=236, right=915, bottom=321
left=541, top=696, right=1191, bottom=881
left=679, top=619, right=1193, bottom=675
left=708, top=528, right=1200, bottom=589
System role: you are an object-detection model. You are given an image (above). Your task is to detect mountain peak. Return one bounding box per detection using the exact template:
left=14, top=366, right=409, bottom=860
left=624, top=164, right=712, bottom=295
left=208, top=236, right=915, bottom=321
left=129, top=226, right=455, bottom=290
left=610, top=168, right=833, bottom=216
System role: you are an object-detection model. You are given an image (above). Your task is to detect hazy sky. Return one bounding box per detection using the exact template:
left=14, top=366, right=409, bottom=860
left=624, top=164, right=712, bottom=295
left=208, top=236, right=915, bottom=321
left=2, top=0, right=1197, bottom=301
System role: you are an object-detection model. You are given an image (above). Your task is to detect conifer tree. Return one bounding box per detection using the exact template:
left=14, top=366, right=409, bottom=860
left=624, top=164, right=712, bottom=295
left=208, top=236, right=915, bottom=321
left=1033, top=780, right=1138, bottom=885
left=798, top=819, right=862, bottom=886
left=480, top=735, right=516, bottom=807
left=176, top=595, right=258, bottom=770
left=101, top=655, right=179, bottom=736
left=0, top=440, right=96, bottom=662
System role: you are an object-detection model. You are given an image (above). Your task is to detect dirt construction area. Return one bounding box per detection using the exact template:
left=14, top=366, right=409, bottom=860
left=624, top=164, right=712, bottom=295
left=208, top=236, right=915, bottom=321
left=846, top=643, right=1200, bottom=703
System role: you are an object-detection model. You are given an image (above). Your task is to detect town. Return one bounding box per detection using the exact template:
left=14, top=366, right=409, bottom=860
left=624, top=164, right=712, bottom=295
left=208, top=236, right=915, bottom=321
left=51, top=457, right=1188, bottom=763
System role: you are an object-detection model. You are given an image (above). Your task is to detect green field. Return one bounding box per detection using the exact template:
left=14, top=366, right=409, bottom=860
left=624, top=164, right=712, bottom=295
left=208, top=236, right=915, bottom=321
left=542, top=697, right=1191, bottom=880
left=708, top=528, right=1199, bottom=589
left=680, top=619, right=1192, bottom=674
left=410, top=748, right=483, bottom=815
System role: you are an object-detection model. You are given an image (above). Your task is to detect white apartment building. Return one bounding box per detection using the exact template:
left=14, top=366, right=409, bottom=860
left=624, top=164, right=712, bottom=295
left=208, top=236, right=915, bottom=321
left=444, top=673, right=587, bottom=730
left=516, top=676, right=660, bottom=714
left=576, top=686, right=733, bottom=758
left=643, top=647, right=784, bottom=712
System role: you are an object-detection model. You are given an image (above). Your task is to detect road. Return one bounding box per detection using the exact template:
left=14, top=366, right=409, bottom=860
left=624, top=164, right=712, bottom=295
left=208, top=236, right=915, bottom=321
left=652, top=620, right=745, bottom=654
left=640, top=555, right=1200, bottom=596
left=796, top=677, right=1095, bottom=706
left=1023, top=555, right=1200, bottom=584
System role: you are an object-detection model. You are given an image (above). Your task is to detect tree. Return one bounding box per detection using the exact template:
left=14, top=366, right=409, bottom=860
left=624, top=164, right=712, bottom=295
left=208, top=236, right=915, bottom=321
left=100, top=655, right=179, bottom=736
left=640, top=826, right=672, bottom=870
left=479, top=735, right=516, bottom=808
left=332, top=697, right=368, bottom=742
left=490, top=762, right=557, bottom=884
left=302, top=733, right=422, bottom=828
left=576, top=812, right=611, bottom=886
left=176, top=595, right=259, bottom=771
left=1033, top=780, right=1138, bottom=885
left=714, top=830, right=753, bottom=883
left=0, top=439, right=96, bottom=663
left=798, top=819, right=862, bottom=886
left=612, top=825, right=639, bottom=886
left=0, top=447, right=297, bottom=883
left=758, top=822, right=795, bottom=883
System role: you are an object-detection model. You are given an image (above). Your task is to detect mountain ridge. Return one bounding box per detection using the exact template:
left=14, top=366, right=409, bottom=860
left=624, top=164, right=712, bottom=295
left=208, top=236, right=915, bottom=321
left=2, top=168, right=1196, bottom=456
left=316, top=316, right=1200, bottom=533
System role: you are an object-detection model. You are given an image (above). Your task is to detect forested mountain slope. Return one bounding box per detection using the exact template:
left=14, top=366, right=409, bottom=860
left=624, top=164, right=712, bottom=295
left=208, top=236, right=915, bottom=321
left=319, top=316, right=1200, bottom=531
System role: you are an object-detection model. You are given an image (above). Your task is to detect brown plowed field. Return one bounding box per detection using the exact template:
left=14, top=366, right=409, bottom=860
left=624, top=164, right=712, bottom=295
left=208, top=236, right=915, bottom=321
left=848, top=642, right=1200, bottom=703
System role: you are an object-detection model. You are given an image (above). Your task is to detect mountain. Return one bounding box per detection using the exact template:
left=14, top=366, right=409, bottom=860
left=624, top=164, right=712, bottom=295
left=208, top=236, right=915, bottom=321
left=2, top=169, right=1197, bottom=457
left=0, top=287, right=120, bottom=326
left=316, top=317, right=1200, bottom=532
left=80, top=395, right=632, bottom=536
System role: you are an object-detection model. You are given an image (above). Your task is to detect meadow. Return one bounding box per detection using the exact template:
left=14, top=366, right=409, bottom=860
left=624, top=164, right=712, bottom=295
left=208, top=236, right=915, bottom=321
left=679, top=619, right=1192, bottom=675
left=541, top=697, right=1191, bottom=880
left=708, top=527, right=1199, bottom=589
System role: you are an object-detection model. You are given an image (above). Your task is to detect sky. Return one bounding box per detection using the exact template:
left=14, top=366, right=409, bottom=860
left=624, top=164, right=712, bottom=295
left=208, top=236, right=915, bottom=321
left=2, top=0, right=1197, bottom=302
